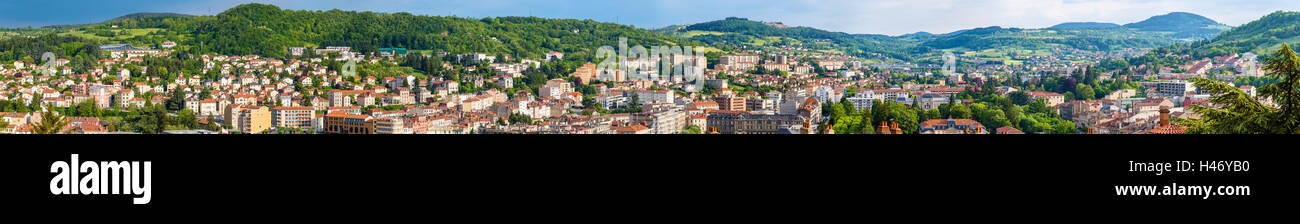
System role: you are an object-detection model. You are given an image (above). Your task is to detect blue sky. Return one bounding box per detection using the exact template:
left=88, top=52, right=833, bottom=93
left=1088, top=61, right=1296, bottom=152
left=2, top=0, right=1298, bottom=35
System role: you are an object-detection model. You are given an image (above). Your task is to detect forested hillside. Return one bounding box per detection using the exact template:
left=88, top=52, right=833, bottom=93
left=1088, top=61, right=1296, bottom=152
left=96, top=3, right=695, bottom=59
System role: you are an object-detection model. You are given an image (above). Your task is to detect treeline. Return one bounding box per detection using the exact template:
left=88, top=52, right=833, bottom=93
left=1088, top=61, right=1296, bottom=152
left=102, top=3, right=694, bottom=59
left=1192, top=11, right=1300, bottom=57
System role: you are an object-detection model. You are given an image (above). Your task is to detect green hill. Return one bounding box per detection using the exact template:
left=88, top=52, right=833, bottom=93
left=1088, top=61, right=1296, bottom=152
left=666, top=17, right=918, bottom=60
left=1122, top=12, right=1229, bottom=39
left=89, top=3, right=693, bottom=59
left=1193, top=11, right=1300, bottom=57
left=1050, top=22, right=1122, bottom=30
left=43, top=12, right=194, bottom=29
left=919, top=26, right=1178, bottom=52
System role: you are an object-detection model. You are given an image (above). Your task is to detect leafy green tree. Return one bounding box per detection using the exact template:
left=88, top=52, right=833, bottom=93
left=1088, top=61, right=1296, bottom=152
left=1076, top=84, right=1095, bottom=100
left=948, top=104, right=972, bottom=119
left=1002, top=99, right=1021, bottom=129
left=679, top=125, right=702, bottom=134
left=32, top=110, right=70, bottom=134
left=1007, top=91, right=1032, bottom=105
left=1183, top=44, right=1300, bottom=134
left=886, top=103, right=919, bottom=134
left=166, top=90, right=187, bottom=111
left=177, top=108, right=200, bottom=129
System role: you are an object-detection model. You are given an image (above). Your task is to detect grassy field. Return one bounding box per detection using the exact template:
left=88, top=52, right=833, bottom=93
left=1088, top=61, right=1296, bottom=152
left=1253, top=36, right=1300, bottom=55
left=61, top=28, right=164, bottom=41
left=679, top=30, right=729, bottom=38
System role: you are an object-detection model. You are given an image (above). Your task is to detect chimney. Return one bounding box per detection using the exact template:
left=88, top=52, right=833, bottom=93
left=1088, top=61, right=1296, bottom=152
left=1159, top=107, right=1171, bottom=127
left=803, top=121, right=813, bottom=134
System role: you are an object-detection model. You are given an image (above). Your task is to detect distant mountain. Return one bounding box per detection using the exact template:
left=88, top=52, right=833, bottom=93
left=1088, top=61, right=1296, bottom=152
left=900, top=32, right=934, bottom=37
left=1123, top=12, right=1229, bottom=39
left=1050, top=22, right=1122, bottom=30
left=666, top=17, right=918, bottom=60
left=1193, top=11, right=1300, bottom=56
left=110, top=12, right=194, bottom=21
left=667, top=13, right=1238, bottom=63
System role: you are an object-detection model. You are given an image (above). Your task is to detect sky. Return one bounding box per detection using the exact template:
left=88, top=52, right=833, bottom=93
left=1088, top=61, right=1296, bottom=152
left=2, top=0, right=1298, bottom=35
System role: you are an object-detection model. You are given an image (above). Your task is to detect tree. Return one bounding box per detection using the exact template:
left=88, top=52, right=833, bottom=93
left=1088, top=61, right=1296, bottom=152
left=1007, top=91, right=1032, bottom=105
left=73, top=100, right=100, bottom=117
left=1076, top=84, right=1095, bottom=100
left=886, top=103, right=919, bottom=133
left=32, top=110, right=70, bottom=134
left=126, top=104, right=168, bottom=134
left=177, top=108, right=200, bottom=129
left=679, top=125, right=702, bottom=134
left=949, top=104, right=972, bottom=119
left=1183, top=44, right=1300, bottom=134
left=166, top=89, right=187, bottom=111
left=858, top=107, right=876, bottom=134
left=1002, top=99, right=1022, bottom=129
left=1260, top=44, right=1300, bottom=133
left=206, top=115, right=223, bottom=132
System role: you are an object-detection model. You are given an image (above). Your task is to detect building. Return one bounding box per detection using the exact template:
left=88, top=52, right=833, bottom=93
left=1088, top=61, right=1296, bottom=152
left=1147, top=108, right=1188, bottom=134
left=545, top=52, right=565, bottom=62
left=324, top=112, right=375, bottom=134
left=539, top=79, right=574, bottom=99
left=225, top=105, right=271, bottom=134
left=720, top=54, right=760, bottom=67
left=996, top=126, right=1025, bottom=134
left=374, top=117, right=408, bottom=134
left=1156, top=80, right=1196, bottom=97
left=797, top=98, right=822, bottom=124
left=378, top=48, right=408, bottom=55
left=610, top=124, right=652, bottom=134
left=1028, top=91, right=1065, bottom=107
left=633, top=103, right=686, bottom=134
left=716, top=96, right=747, bottom=111
left=569, top=63, right=597, bottom=85
left=625, top=90, right=674, bottom=105
left=846, top=90, right=879, bottom=111
left=706, top=112, right=804, bottom=134
left=272, top=107, right=315, bottom=130
left=919, top=119, right=988, bottom=134
left=746, top=97, right=775, bottom=112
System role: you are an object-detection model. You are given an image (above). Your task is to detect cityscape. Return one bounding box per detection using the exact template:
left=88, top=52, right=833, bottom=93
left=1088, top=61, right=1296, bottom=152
left=1, top=1, right=1298, bottom=134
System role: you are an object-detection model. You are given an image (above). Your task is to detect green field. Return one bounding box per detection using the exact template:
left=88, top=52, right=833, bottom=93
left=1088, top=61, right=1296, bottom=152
left=679, top=30, right=729, bottom=38
left=61, top=28, right=164, bottom=41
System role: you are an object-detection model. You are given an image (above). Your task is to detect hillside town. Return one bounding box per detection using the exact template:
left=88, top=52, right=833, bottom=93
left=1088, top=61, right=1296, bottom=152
left=0, top=36, right=1272, bottom=134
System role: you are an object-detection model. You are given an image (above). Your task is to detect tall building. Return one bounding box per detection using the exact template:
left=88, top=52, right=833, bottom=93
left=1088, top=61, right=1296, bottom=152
left=569, top=63, right=597, bottom=85
left=1156, top=80, right=1196, bottom=97
left=225, top=105, right=271, bottom=134
left=716, top=96, right=747, bottom=112
left=373, top=117, right=407, bottom=134
left=272, top=107, right=315, bottom=130
left=634, top=103, right=686, bottom=134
